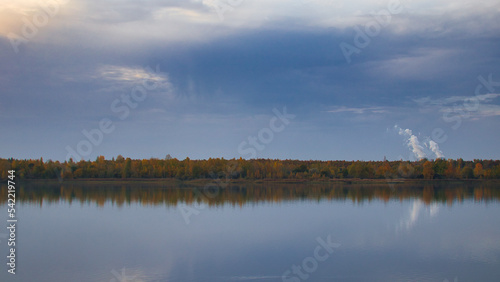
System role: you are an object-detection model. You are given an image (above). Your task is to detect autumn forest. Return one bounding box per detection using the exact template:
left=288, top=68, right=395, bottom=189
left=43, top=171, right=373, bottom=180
left=1, top=156, right=500, bottom=181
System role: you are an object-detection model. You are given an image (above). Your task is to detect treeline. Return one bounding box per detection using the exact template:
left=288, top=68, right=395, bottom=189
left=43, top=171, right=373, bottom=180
left=1, top=156, right=500, bottom=180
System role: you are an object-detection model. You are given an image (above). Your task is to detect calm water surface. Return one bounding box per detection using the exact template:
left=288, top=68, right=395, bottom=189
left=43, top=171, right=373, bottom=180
left=1, top=181, right=499, bottom=282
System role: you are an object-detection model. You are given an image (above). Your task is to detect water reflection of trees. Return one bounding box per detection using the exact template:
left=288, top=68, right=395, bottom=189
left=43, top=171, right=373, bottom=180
left=1, top=182, right=499, bottom=208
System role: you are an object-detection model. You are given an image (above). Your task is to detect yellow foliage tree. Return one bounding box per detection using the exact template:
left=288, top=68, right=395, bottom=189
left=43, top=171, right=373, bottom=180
left=423, top=161, right=434, bottom=179
left=474, top=163, right=484, bottom=179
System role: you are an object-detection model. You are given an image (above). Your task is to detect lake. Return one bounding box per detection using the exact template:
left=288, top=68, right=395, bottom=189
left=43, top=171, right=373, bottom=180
left=1, top=181, right=500, bottom=282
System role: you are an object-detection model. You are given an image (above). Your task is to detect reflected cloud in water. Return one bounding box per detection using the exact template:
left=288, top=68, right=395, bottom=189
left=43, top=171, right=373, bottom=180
left=397, top=199, right=440, bottom=233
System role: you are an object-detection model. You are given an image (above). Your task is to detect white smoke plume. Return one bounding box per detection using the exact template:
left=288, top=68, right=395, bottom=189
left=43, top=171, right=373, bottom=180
left=396, top=126, right=427, bottom=160
left=394, top=125, right=445, bottom=160
left=428, top=140, right=444, bottom=159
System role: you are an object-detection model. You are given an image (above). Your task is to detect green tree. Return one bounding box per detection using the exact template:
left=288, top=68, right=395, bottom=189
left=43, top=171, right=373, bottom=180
left=461, top=167, right=474, bottom=179
left=122, top=158, right=132, bottom=178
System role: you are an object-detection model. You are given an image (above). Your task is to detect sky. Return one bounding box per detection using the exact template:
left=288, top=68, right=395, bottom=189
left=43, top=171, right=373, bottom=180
left=0, top=0, right=499, bottom=161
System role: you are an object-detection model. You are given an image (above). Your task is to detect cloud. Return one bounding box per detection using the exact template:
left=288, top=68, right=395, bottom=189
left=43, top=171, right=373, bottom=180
left=327, top=106, right=388, bottom=114
left=415, top=93, right=500, bottom=106
left=96, top=65, right=168, bottom=84
left=228, top=275, right=283, bottom=280
left=0, top=0, right=75, bottom=37
left=395, top=125, right=446, bottom=160
left=57, top=64, right=172, bottom=90
left=472, top=104, right=500, bottom=117
left=368, top=47, right=461, bottom=80
left=397, top=126, right=427, bottom=160
left=3, top=0, right=499, bottom=47
left=428, top=140, right=444, bottom=159
left=415, top=93, right=500, bottom=119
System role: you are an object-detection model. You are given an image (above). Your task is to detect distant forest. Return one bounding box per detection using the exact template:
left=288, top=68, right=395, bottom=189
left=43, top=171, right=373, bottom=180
left=1, top=157, right=500, bottom=181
